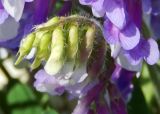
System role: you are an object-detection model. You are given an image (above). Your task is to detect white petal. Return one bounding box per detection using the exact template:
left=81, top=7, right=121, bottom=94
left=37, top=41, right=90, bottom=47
left=145, top=39, right=160, bottom=65
left=116, top=50, right=142, bottom=72
left=110, top=44, right=121, bottom=58
left=1, top=0, right=25, bottom=21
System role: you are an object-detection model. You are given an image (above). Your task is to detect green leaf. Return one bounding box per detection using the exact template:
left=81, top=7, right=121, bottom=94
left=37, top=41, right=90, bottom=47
left=7, top=83, right=36, bottom=105
left=43, top=108, right=58, bottom=114
left=11, top=106, right=43, bottom=114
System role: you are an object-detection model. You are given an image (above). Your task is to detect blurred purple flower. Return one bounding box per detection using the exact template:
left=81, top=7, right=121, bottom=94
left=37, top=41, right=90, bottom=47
left=142, top=0, right=160, bottom=15
left=111, top=65, right=135, bottom=100
left=0, top=0, right=52, bottom=51
left=108, top=82, right=128, bottom=114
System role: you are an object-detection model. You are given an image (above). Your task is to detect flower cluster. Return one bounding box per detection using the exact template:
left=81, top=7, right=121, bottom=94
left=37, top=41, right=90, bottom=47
left=80, top=0, right=160, bottom=71
left=15, top=14, right=133, bottom=113
left=12, top=1, right=160, bottom=114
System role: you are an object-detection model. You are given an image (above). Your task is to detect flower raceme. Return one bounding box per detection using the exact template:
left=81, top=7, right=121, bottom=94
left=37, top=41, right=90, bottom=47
left=15, top=15, right=129, bottom=114
left=15, top=13, right=159, bottom=114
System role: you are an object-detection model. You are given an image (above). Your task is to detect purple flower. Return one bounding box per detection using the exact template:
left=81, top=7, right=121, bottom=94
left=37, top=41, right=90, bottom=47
left=108, top=83, right=128, bottom=114
left=151, top=14, right=160, bottom=38
left=34, top=70, right=65, bottom=95
left=0, top=0, right=51, bottom=50
left=0, top=2, right=8, bottom=24
left=0, top=0, right=34, bottom=22
left=80, top=0, right=126, bottom=29
left=111, top=65, right=135, bottom=100
left=34, top=62, right=91, bottom=97
left=123, top=38, right=159, bottom=65
left=103, top=19, right=140, bottom=50
left=142, top=0, right=160, bottom=15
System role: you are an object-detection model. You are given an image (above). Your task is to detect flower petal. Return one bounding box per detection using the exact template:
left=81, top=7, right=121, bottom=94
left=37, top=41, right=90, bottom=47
left=105, top=0, right=126, bottom=29
left=1, top=0, right=25, bottom=21
left=34, top=70, right=65, bottom=95
left=0, top=17, right=19, bottom=41
left=119, top=22, right=140, bottom=50
left=116, top=50, right=142, bottom=72
left=25, top=0, right=34, bottom=2
left=0, top=9, right=8, bottom=24
left=79, top=0, right=93, bottom=5
left=103, top=19, right=119, bottom=44
left=92, top=7, right=106, bottom=17
left=145, top=39, right=160, bottom=65
left=91, top=0, right=106, bottom=17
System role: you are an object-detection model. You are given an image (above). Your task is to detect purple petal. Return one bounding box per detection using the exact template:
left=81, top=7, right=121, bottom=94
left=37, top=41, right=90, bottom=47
left=124, top=38, right=150, bottom=65
left=79, top=0, right=94, bottom=5
left=116, top=50, right=143, bottom=72
left=91, top=0, right=107, bottom=17
left=33, top=0, right=50, bottom=24
left=25, top=0, right=34, bottom=2
left=1, top=0, right=25, bottom=21
left=142, top=0, right=152, bottom=14
left=0, top=9, right=8, bottom=24
left=72, top=99, right=89, bottom=114
left=151, top=0, right=160, bottom=15
left=108, top=83, right=128, bottom=114
left=111, top=65, right=135, bottom=100
left=103, top=19, right=119, bottom=44
left=151, top=14, right=160, bottom=38
left=0, top=17, right=19, bottom=42
left=96, top=105, right=110, bottom=114
left=0, top=0, right=50, bottom=50
left=105, top=0, right=126, bottom=29
left=34, top=70, right=65, bottom=95
left=119, top=22, right=140, bottom=50
left=125, top=0, right=142, bottom=28
left=58, top=1, right=72, bottom=16
left=144, top=39, right=159, bottom=65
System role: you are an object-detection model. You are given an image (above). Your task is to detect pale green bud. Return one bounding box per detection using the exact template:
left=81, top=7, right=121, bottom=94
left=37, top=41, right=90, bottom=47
left=36, top=17, right=59, bottom=29
left=15, top=33, right=35, bottom=65
left=31, top=57, right=41, bottom=69
left=45, top=17, right=59, bottom=27
left=67, top=24, right=79, bottom=59
left=85, top=26, right=95, bottom=52
left=32, top=31, right=46, bottom=47
left=36, top=32, right=52, bottom=60
left=44, top=27, right=65, bottom=75
left=31, top=32, right=52, bottom=69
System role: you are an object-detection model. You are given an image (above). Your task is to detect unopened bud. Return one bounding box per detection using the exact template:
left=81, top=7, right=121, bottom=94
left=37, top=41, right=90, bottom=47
left=67, top=24, right=79, bottom=59
left=31, top=57, right=41, bottom=69
left=36, top=17, right=59, bottom=29
left=86, top=26, right=95, bottom=52
left=45, top=17, right=59, bottom=27
left=32, top=31, right=46, bottom=47
left=36, top=32, right=52, bottom=60
left=44, top=27, right=65, bottom=75
left=15, top=33, right=35, bottom=65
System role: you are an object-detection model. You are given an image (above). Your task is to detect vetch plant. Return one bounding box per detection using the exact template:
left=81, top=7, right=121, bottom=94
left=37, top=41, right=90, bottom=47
left=13, top=0, right=160, bottom=114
